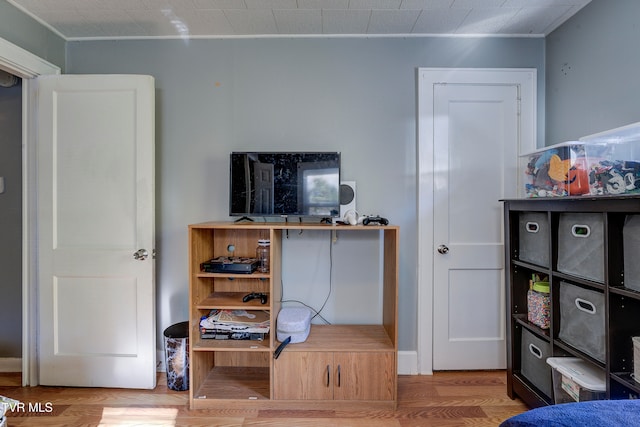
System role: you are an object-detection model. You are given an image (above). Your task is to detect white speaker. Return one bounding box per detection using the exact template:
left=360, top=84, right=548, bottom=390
left=340, top=181, right=356, bottom=219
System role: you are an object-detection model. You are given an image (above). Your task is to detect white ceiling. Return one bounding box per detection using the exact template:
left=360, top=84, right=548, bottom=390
left=8, top=0, right=592, bottom=40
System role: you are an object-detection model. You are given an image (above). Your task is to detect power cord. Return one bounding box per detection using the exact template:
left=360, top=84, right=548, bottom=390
left=279, top=231, right=334, bottom=325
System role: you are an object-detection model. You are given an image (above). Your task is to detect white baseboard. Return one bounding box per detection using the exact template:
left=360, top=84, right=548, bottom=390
left=398, top=350, right=419, bottom=375
left=0, top=358, right=22, bottom=373
left=156, top=350, right=165, bottom=372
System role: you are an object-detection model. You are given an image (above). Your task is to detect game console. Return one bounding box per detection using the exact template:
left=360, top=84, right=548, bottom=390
left=200, top=257, right=259, bottom=273
left=340, top=181, right=356, bottom=219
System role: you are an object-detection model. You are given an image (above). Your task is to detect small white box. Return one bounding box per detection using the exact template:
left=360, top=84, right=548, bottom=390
left=547, top=357, right=606, bottom=404
left=277, top=307, right=312, bottom=343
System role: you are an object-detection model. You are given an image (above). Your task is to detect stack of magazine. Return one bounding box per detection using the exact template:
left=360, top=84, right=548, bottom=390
left=199, top=309, right=270, bottom=341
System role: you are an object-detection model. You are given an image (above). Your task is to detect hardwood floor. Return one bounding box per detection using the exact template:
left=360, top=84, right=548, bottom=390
left=0, top=371, right=528, bottom=426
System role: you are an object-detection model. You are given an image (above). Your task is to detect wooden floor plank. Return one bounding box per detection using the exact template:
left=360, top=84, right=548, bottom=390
left=0, top=371, right=528, bottom=426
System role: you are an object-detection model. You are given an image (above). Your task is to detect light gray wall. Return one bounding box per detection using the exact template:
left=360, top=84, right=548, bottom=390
left=546, top=0, right=640, bottom=143
left=0, top=1, right=65, bottom=71
left=67, top=36, right=544, bottom=353
left=0, top=79, right=22, bottom=357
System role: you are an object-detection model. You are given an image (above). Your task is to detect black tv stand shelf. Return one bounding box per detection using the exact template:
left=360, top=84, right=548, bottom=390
left=504, top=195, right=640, bottom=408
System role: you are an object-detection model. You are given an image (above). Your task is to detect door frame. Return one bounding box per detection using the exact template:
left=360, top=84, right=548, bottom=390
left=0, top=37, right=60, bottom=385
left=416, top=68, right=536, bottom=375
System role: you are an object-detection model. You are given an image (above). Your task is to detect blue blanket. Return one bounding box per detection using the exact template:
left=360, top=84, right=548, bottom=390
left=500, top=400, right=640, bottom=427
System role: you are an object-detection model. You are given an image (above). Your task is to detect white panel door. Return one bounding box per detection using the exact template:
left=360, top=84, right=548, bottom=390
left=432, top=83, right=517, bottom=370
left=417, top=68, right=536, bottom=374
left=36, top=74, right=156, bottom=388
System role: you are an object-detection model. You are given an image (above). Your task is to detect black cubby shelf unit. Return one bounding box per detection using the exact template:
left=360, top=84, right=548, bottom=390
left=503, top=195, right=640, bottom=409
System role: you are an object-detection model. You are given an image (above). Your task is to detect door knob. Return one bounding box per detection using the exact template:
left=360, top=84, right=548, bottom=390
left=437, top=245, right=449, bottom=254
left=133, top=249, right=149, bottom=260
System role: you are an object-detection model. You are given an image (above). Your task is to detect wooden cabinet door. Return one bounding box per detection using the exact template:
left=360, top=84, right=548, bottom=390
left=333, top=352, right=396, bottom=401
left=273, top=351, right=333, bottom=400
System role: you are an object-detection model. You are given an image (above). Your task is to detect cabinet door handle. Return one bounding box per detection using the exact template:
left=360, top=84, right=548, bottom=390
left=326, top=365, right=330, bottom=387
left=337, top=365, right=341, bottom=387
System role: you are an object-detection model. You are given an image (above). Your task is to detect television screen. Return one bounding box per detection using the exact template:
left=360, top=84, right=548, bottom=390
left=230, top=152, right=341, bottom=218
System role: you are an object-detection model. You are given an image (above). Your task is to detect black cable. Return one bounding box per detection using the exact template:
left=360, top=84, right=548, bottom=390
left=280, top=298, right=331, bottom=325
left=278, top=231, right=334, bottom=325
left=312, top=232, right=333, bottom=321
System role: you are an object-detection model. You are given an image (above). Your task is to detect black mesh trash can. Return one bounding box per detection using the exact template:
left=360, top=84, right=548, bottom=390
left=164, top=321, right=189, bottom=391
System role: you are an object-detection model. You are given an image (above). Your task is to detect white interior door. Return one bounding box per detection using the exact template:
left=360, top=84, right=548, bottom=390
left=417, top=68, right=536, bottom=373
left=36, top=74, right=156, bottom=388
left=433, top=83, right=516, bottom=370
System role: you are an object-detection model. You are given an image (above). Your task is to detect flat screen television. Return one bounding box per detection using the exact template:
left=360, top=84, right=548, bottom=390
left=230, top=152, right=341, bottom=219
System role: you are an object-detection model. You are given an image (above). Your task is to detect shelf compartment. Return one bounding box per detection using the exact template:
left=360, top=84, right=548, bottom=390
left=557, top=213, right=606, bottom=283
left=556, top=281, right=606, bottom=363
left=517, top=211, right=551, bottom=268
left=610, top=285, right=640, bottom=301
left=193, top=336, right=271, bottom=351
left=191, top=324, right=271, bottom=351
left=552, top=339, right=606, bottom=368
left=195, top=276, right=270, bottom=295
left=610, top=373, right=640, bottom=399
left=510, top=265, right=550, bottom=318
left=551, top=271, right=606, bottom=292
left=196, top=272, right=270, bottom=280
left=513, top=313, right=551, bottom=339
left=512, top=373, right=554, bottom=407
left=609, top=293, right=640, bottom=374
left=192, top=366, right=270, bottom=401
left=196, top=292, right=271, bottom=309
left=511, top=261, right=550, bottom=273
left=520, top=328, right=553, bottom=398
left=275, top=324, right=395, bottom=352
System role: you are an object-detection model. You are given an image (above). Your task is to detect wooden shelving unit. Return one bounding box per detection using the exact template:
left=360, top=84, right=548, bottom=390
left=188, top=222, right=399, bottom=409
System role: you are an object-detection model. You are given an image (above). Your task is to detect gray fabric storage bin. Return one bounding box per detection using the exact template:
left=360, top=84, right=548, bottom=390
left=521, top=328, right=553, bottom=398
left=624, top=215, right=640, bottom=292
left=557, top=213, right=605, bottom=283
left=558, top=282, right=605, bottom=362
left=519, top=212, right=550, bottom=268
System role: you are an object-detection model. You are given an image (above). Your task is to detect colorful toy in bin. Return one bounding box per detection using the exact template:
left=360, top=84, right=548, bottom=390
left=589, top=160, right=640, bottom=195
left=527, top=275, right=550, bottom=329
left=522, top=132, right=640, bottom=198
left=522, top=143, right=594, bottom=197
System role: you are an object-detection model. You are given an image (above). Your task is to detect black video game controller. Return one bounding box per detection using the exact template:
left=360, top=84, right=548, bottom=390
left=362, top=215, right=389, bottom=226
left=243, top=292, right=268, bottom=304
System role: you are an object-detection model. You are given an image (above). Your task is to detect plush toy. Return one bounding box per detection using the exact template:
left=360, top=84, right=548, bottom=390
left=548, top=154, right=573, bottom=182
